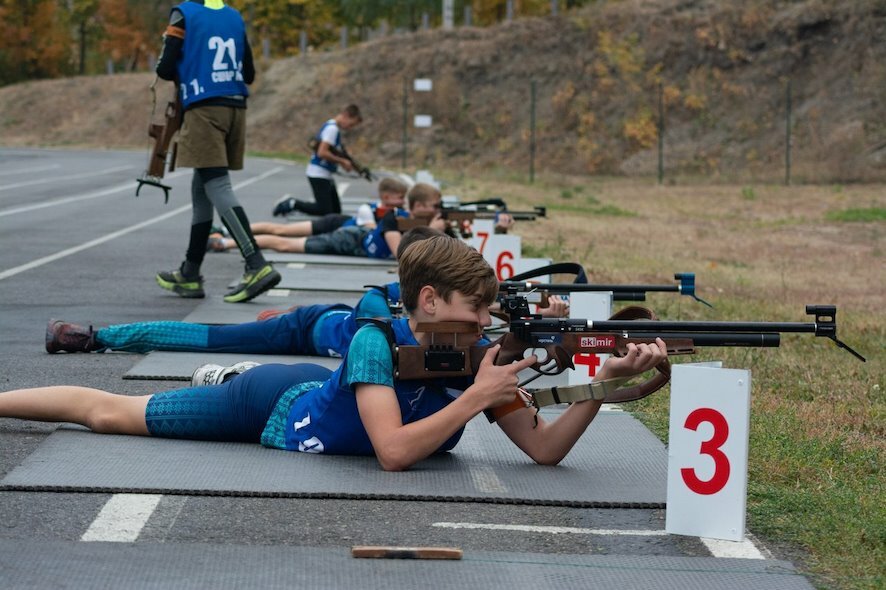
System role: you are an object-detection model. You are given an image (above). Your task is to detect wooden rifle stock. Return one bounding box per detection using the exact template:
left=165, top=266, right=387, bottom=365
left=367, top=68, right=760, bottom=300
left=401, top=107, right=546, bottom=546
left=136, top=93, right=182, bottom=203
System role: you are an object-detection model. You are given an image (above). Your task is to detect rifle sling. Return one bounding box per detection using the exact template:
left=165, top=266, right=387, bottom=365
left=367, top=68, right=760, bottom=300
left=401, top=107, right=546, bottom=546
left=527, top=358, right=671, bottom=406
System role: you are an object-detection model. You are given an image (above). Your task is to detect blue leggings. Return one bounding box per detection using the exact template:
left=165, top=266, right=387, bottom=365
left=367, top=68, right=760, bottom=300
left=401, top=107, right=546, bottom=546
left=145, top=363, right=333, bottom=443
left=96, top=304, right=349, bottom=355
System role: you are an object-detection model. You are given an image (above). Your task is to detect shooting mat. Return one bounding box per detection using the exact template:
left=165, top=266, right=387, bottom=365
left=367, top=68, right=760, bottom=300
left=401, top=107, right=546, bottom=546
left=181, top=291, right=363, bottom=324
left=239, top=265, right=398, bottom=292
left=261, top=252, right=397, bottom=266
left=1, top=410, right=667, bottom=507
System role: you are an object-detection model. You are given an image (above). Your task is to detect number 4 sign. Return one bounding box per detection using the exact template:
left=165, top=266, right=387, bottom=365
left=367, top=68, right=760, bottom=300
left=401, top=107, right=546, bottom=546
left=666, top=364, right=751, bottom=542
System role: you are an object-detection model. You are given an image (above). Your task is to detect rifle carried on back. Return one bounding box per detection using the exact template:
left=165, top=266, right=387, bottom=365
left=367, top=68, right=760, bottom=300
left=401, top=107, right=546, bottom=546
left=308, top=137, right=375, bottom=182
left=392, top=303, right=866, bottom=407
left=136, top=79, right=181, bottom=204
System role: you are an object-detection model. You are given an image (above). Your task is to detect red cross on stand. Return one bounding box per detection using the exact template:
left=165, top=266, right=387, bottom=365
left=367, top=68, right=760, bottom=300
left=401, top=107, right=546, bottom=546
left=573, top=353, right=602, bottom=377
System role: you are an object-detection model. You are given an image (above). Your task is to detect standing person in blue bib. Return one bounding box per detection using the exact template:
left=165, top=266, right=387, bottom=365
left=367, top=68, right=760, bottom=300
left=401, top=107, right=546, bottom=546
left=273, top=105, right=363, bottom=217
left=2, top=236, right=666, bottom=471
left=153, top=0, right=281, bottom=303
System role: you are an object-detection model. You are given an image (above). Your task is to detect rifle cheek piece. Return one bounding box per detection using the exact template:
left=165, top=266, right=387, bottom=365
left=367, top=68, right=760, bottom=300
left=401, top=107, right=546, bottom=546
left=425, top=347, right=467, bottom=373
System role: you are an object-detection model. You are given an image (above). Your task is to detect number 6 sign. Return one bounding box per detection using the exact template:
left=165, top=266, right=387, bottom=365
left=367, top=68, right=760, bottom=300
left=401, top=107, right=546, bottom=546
left=666, top=364, right=751, bottom=542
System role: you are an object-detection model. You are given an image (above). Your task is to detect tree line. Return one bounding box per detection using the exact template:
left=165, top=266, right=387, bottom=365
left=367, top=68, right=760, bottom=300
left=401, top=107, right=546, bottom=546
left=0, top=0, right=592, bottom=87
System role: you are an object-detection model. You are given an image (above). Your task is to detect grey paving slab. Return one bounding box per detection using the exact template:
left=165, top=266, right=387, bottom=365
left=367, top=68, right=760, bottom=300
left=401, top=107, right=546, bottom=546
left=1, top=411, right=667, bottom=507
left=0, top=539, right=814, bottom=590
left=261, top=252, right=397, bottom=266
left=123, top=352, right=341, bottom=380
left=181, top=292, right=363, bottom=324
left=236, top=265, right=398, bottom=292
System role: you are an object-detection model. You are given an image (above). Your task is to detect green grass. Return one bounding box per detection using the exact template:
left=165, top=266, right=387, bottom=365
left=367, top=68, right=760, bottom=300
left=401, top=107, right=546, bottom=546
left=439, top=170, right=885, bottom=590
left=825, top=207, right=886, bottom=222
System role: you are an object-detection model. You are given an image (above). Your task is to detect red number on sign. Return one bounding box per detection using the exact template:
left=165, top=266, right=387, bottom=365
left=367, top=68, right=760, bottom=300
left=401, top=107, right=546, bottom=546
left=477, top=232, right=489, bottom=254
left=680, top=407, right=730, bottom=495
left=573, top=353, right=601, bottom=377
left=496, top=250, right=514, bottom=280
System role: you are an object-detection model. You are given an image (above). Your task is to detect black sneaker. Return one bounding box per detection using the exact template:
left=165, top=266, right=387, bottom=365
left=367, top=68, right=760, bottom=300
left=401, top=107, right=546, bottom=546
left=156, top=268, right=205, bottom=298
left=272, top=195, right=297, bottom=217
left=45, top=319, right=102, bottom=353
left=224, top=264, right=281, bottom=303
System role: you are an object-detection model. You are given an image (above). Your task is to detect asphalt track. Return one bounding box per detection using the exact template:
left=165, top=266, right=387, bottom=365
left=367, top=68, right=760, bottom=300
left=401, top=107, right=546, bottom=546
left=0, top=147, right=811, bottom=589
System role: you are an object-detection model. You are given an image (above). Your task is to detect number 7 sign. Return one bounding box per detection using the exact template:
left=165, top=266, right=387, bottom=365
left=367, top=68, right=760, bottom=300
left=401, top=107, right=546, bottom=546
left=666, top=364, right=751, bottom=542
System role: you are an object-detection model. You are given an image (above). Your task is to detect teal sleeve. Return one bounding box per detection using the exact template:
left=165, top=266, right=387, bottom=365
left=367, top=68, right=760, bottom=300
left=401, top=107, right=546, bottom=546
left=345, top=326, right=395, bottom=388
left=354, top=289, right=392, bottom=320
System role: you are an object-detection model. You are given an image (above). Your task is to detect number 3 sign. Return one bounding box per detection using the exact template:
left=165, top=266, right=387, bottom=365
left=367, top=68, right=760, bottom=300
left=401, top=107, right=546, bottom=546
left=666, top=364, right=751, bottom=541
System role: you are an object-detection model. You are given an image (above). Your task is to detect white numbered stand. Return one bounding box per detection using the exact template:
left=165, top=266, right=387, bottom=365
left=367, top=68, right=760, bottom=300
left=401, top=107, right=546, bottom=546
left=468, top=219, right=521, bottom=281
left=666, top=363, right=752, bottom=541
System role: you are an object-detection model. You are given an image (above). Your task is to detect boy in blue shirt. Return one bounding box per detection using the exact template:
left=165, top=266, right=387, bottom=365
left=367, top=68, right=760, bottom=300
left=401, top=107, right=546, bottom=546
left=43, top=229, right=441, bottom=357
left=229, top=183, right=447, bottom=259
left=273, top=105, right=363, bottom=217
left=1, top=236, right=665, bottom=470
left=207, top=177, right=408, bottom=252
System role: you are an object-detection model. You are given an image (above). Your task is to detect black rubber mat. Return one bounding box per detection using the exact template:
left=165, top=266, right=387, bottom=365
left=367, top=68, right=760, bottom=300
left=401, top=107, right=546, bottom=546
left=0, top=539, right=814, bottom=590
left=123, top=352, right=342, bottom=381
left=232, top=265, right=398, bottom=292
left=262, top=252, right=398, bottom=266
left=181, top=292, right=363, bottom=324
left=0, top=411, right=667, bottom=507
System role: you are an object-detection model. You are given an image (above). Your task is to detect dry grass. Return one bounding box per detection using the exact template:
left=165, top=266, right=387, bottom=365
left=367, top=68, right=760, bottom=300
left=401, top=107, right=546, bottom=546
left=446, top=170, right=884, bottom=590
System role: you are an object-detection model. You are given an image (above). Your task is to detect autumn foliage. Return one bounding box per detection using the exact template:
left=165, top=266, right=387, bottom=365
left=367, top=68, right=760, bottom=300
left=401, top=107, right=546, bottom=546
left=0, top=0, right=592, bottom=86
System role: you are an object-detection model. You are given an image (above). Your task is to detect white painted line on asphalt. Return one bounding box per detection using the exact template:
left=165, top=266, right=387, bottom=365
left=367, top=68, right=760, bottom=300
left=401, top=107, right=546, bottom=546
left=0, top=167, right=284, bottom=281
left=700, top=536, right=767, bottom=559
left=0, top=170, right=190, bottom=218
left=432, top=522, right=669, bottom=536
left=0, top=164, right=60, bottom=177
left=81, top=494, right=163, bottom=542
left=338, top=181, right=351, bottom=196
left=433, top=522, right=767, bottom=559
left=267, top=289, right=291, bottom=297
left=0, top=204, right=190, bottom=281
left=0, top=165, right=133, bottom=192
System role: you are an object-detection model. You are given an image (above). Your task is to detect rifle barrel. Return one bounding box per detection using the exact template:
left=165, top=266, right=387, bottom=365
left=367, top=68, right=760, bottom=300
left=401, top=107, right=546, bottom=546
left=584, top=319, right=819, bottom=333
left=624, top=332, right=781, bottom=347
left=502, top=281, right=679, bottom=294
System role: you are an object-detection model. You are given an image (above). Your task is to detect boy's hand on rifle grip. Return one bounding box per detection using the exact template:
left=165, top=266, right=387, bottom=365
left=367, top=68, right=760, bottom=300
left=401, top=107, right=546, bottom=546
left=340, top=160, right=354, bottom=172
left=469, top=344, right=538, bottom=409
left=597, top=338, right=667, bottom=381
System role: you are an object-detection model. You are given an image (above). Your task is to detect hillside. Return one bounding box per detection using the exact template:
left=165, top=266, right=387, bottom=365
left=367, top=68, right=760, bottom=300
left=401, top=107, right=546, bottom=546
left=2, top=0, right=885, bottom=182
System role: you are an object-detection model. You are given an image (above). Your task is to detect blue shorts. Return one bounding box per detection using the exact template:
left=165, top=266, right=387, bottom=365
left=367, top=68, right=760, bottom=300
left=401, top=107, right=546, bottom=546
left=145, top=363, right=333, bottom=443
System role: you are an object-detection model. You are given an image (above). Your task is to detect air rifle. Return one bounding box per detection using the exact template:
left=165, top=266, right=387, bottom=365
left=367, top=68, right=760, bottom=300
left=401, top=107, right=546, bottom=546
left=392, top=304, right=866, bottom=407
left=135, top=79, right=181, bottom=203
left=308, top=137, right=375, bottom=182
left=397, top=205, right=547, bottom=238
left=441, top=198, right=547, bottom=221
left=499, top=272, right=713, bottom=307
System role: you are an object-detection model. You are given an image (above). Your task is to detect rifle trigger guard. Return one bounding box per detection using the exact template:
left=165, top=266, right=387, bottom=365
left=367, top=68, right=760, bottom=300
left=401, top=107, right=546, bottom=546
left=135, top=177, right=171, bottom=204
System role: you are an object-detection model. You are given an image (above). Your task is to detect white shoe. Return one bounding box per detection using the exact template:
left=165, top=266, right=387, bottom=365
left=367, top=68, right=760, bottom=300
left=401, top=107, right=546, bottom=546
left=191, top=361, right=261, bottom=386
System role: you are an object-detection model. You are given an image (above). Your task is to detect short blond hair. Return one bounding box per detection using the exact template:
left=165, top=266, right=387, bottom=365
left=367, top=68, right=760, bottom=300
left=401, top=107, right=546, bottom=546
left=378, top=177, right=407, bottom=197
left=406, top=183, right=441, bottom=210
left=398, top=235, right=498, bottom=313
